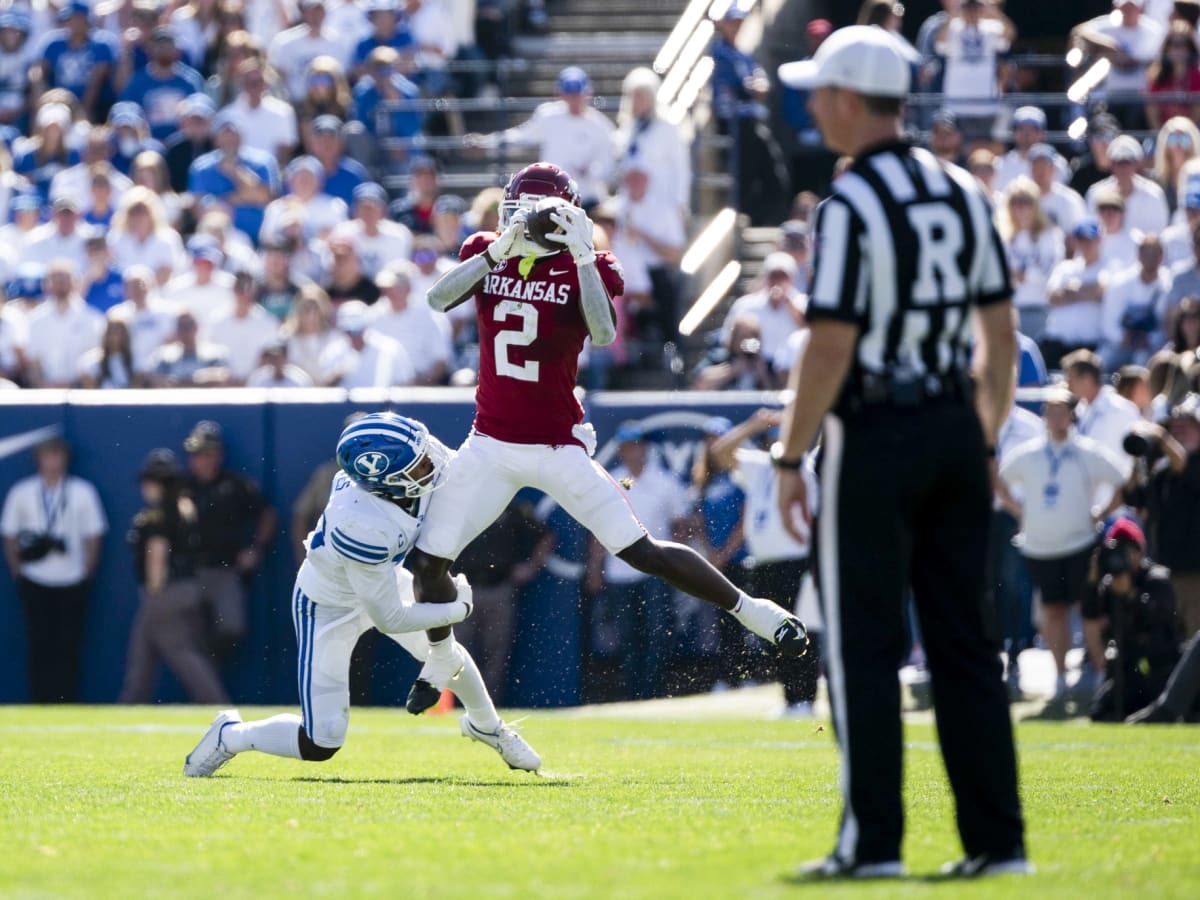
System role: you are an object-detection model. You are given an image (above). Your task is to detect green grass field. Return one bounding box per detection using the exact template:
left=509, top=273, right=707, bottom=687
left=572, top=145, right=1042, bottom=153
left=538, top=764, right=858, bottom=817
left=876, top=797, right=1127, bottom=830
left=1, top=704, right=1197, bottom=899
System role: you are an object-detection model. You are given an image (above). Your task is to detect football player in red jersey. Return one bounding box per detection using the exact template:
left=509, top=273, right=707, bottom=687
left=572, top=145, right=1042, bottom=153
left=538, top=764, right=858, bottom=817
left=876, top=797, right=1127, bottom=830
left=403, top=162, right=808, bottom=714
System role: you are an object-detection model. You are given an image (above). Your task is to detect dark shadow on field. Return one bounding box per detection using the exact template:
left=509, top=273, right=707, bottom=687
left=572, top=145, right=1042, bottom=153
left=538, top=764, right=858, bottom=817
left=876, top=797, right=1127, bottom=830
left=777, top=872, right=967, bottom=888
left=239, top=775, right=573, bottom=788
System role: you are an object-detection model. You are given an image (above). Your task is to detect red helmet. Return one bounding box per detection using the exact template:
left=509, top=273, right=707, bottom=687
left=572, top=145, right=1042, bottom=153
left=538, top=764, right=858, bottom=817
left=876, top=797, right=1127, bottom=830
left=499, top=162, right=580, bottom=227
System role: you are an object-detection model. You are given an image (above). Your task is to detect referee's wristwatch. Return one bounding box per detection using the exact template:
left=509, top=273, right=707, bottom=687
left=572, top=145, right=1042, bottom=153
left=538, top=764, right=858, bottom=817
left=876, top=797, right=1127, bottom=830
left=770, top=441, right=804, bottom=471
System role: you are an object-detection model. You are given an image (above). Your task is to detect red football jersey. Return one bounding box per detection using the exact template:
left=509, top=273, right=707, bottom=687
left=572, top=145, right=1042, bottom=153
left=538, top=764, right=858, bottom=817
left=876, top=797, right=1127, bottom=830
left=460, top=232, right=624, bottom=446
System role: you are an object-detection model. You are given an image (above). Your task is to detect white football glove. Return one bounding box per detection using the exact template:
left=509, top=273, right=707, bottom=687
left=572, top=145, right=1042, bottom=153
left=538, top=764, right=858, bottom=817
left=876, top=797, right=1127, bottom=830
left=547, top=205, right=596, bottom=266
left=487, top=210, right=529, bottom=262
left=453, top=572, right=474, bottom=619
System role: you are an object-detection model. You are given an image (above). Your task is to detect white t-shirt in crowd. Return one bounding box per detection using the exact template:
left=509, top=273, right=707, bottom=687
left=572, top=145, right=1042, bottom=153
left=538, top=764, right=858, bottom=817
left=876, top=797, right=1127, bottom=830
left=319, top=332, right=416, bottom=388
left=1038, top=182, right=1088, bottom=234
left=616, top=115, right=691, bottom=213
left=1007, top=227, right=1064, bottom=309
left=1074, top=385, right=1141, bottom=470
left=24, top=299, right=104, bottom=385
left=268, top=26, right=347, bottom=100
left=937, top=18, right=1010, bottom=115
left=109, top=297, right=178, bottom=373
left=720, top=288, right=804, bottom=362
left=221, top=96, right=299, bottom=161
left=287, top=330, right=341, bottom=383
left=1082, top=11, right=1164, bottom=95
left=1, top=474, right=107, bottom=586
left=602, top=460, right=689, bottom=583
left=24, top=225, right=89, bottom=277
left=1101, top=265, right=1172, bottom=346
left=366, top=298, right=452, bottom=379
left=260, top=194, right=348, bottom=245
left=608, top=192, right=686, bottom=295
left=207, top=304, right=281, bottom=380
left=108, top=230, right=185, bottom=279
left=995, top=150, right=1070, bottom=193
left=1045, top=257, right=1109, bottom=343
left=162, top=271, right=236, bottom=331
left=50, top=164, right=132, bottom=212
left=333, top=220, right=414, bottom=279
left=1161, top=220, right=1196, bottom=269
left=1100, top=229, right=1139, bottom=272
left=1086, top=176, right=1170, bottom=235
left=733, top=446, right=814, bottom=563
left=245, top=364, right=314, bottom=387
left=996, top=404, right=1045, bottom=507
left=495, top=101, right=617, bottom=203
left=1000, top=432, right=1126, bottom=559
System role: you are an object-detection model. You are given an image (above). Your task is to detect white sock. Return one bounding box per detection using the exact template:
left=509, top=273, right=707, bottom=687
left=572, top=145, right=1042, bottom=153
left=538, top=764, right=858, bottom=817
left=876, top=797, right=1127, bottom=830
left=427, top=634, right=459, bottom=662
left=222, top=713, right=303, bottom=759
left=729, top=593, right=787, bottom=641
left=449, top=646, right=501, bottom=733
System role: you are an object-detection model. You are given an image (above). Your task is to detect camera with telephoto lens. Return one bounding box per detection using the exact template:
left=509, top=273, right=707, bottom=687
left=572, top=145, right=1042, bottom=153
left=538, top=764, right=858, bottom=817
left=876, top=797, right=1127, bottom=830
left=1123, top=429, right=1163, bottom=462
left=1097, top=540, right=1134, bottom=579
left=16, top=530, right=66, bottom=563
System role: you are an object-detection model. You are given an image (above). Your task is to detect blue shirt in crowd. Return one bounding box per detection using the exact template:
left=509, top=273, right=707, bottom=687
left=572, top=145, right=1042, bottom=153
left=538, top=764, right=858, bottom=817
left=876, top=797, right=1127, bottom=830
left=353, top=73, right=423, bottom=138
left=710, top=37, right=764, bottom=121
left=12, top=144, right=78, bottom=201
left=38, top=29, right=118, bottom=100
left=188, top=147, right=280, bottom=240
left=320, top=157, right=368, bottom=206
left=85, top=268, right=125, bottom=313
left=353, top=28, right=415, bottom=69
left=699, top=472, right=747, bottom=568
left=121, top=64, right=205, bottom=141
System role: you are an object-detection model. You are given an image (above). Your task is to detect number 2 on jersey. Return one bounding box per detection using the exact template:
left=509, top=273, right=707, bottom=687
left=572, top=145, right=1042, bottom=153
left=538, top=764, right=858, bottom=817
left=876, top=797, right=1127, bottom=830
left=493, top=300, right=540, bottom=382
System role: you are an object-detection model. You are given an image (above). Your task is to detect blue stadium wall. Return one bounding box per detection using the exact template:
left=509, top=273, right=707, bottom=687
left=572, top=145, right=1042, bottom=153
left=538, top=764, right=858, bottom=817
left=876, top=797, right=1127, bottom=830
left=0, top=389, right=777, bottom=707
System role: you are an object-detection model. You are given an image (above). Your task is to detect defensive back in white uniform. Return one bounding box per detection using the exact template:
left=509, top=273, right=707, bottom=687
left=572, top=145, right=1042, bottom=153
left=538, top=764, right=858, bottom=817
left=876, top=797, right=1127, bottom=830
left=183, top=412, right=541, bottom=777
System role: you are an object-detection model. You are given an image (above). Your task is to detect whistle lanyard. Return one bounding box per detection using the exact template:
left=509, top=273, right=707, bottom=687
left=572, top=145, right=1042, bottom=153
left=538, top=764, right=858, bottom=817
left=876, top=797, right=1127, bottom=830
left=1043, top=443, right=1070, bottom=507
left=41, top=482, right=66, bottom=535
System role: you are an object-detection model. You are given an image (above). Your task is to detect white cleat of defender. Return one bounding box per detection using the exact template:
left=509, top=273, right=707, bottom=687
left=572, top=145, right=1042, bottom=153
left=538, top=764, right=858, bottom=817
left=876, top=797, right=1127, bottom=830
left=460, top=714, right=541, bottom=772
left=183, top=709, right=241, bottom=777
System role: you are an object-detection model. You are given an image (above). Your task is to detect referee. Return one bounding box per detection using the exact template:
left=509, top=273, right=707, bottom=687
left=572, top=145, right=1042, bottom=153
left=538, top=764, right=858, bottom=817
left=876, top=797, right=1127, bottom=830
left=775, top=27, right=1027, bottom=879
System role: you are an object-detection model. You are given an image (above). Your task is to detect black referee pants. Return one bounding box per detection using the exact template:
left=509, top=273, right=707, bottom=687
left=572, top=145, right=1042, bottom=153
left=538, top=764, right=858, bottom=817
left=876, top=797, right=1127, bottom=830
left=814, top=402, right=1025, bottom=864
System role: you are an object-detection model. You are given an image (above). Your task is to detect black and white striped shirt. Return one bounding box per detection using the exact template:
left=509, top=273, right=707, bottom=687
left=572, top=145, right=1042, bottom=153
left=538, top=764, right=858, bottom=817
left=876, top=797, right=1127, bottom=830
left=807, top=141, right=1011, bottom=395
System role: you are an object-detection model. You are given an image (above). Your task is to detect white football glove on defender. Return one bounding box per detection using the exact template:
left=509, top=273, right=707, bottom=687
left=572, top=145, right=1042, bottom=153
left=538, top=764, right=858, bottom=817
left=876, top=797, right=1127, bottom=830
left=486, top=210, right=529, bottom=262
left=547, top=206, right=596, bottom=266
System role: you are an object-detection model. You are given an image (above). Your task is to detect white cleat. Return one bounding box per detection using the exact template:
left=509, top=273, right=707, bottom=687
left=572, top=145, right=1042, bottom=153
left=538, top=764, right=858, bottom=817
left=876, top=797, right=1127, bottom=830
left=183, top=709, right=240, bottom=777
left=460, top=715, right=541, bottom=772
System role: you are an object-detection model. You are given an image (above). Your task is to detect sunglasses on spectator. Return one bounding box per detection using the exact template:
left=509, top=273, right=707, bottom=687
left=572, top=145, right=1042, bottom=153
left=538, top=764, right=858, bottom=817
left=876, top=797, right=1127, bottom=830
left=1167, top=132, right=1194, bottom=148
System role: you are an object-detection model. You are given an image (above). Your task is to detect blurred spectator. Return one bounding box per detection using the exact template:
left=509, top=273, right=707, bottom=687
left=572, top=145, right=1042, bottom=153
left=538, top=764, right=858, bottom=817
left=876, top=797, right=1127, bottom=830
left=1095, top=188, right=1139, bottom=272
left=306, top=115, right=367, bottom=206
left=296, top=56, right=353, bottom=141
left=934, top=0, right=1015, bottom=145
left=260, top=155, right=348, bottom=244
left=1149, top=348, right=1193, bottom=419
left=914, top=1, right=955, bottom=99
left=319, top=298, right=415, bottom=387
left=163, top=239, right=235, bottom=331
left=169, top=1, right=221, bottom=72
left=268, top=0, right=346, bottom=102
left=1151, top=116, right=1200, bottom=213
left=928, top=107, right=964, bottom=166
left=998, top=388, right=1127, bottom=701
left=404, top=0, right=457, bottom=98
left=148, top=310, right=230, bottom=387
left=720, top=253, right=804, bottom=366
left=1115, top=364, right=1154, bottom=416
left=120, top=26, right=205, bottom=142
left=1086, top=135, right=1170, bottom=234
left=182, top=420, right=276, bottom=658
left=1166, top=221, right=1200, bottom=321
left=468, top=65, right=614, bottom=206
left=12, top=102, right=75, bottom=201
left=206, top=28, right=264, bottom=108
left=1162, top=187, right=1200, bottom=266
left=995, top=107, right=1069, bottom=192
left=1000, top=177, right=1065, bottom=342
left=585, top=423, right=689, bottom=700
left=25, top=195, right=89, bottom=276
left=322, top=233, right=380, bottom=306
left=1, top=436, right=106, bottom=703
left=187, top=110, right=280, bottom=241
left=430, top=193, right=467, bottom=254
left=713, top=7, right=788, bottom=225
left=82, top=168, right=118, bottom=228
left=194, top=208, right=257, bottom=273
left=337, top=182, right=412, bottom=278
left=1169, top=295, right=1200, bottom=359
left=351, top=46, right=422, bottom=175
left=1044, top=218, right=1110, bottom=364
left=777, top=221, right=811, bottom=294
left=1146, top=21, right=1200, bottom=129
left=967, top=146, right=999, bottom=199
left=49, top=125, right=133, bottom=212
left=208, top=270, right=280, bottom=383
left=0, top=144, right=30, bottom=225
left=31, top=2, right=118, bottom=122
left=257, top=237, right=308, bottom=321
left=368, top=260, right=452, bottom=384
left=108, top=104, right=163, bottom=176
left=108, top=186, right=185, bottom=285
left=608, top=159, right=685, bottom=344
left=130, top=150, right=184, bottom=226
left=1072, top=0, right=1165, bottom=130
left=616, top=67, right=690, bottom=221
left=692, top=313, right=772, bottom=391
left=1065, top=348, right=1143, bottom=464
left=282, top=285, right=339, bottom=382
left=1102, top=233, right=1172, bottom=368
left=164, top=92, right=215, bottom=193
left=1071, top=113, right=1120, bottom=196
left=245, top=339, right=314, bottom=387
left=110, top=265, right=177, bottom=376
left=1029, top=143, right=1087, bottom=233
left=23, top=261, right=103, bottom=387
left=0, top=8, right=34, bottom=131
left=81, top=233, right=126, bottom=314
left=352, top=0, right=415, bottom=81
left=389, top=154, right=439, bottom=233
left=221, top=58, right=299, bottom=166
left=78, top=316, right=136, bottom=389
left=409, top=233, right=456, bottom=314
left=120, top=448, right=231, bottom=705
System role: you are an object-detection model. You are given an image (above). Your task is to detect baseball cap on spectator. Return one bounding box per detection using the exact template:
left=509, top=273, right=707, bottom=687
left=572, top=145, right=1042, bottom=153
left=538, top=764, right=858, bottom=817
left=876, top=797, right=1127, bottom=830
left=364, top=0, right=400, bottom=12
left=58, top=1, right=90, bottom=22
left=1042, top=385, right=1075, bottom=406
left=410, top=156, right=439, bottom=174
left=1011, top=106, right=1046, bottom=129
left=781, top=219, right=809, bottom=248
left=111, top=105, right=146, bottom=129
left=1095, top=188, right=1125, bottom=211
left=0, top=7, right=31, bottom=31
left=36, top=102, right=71, bottom=130
left=376, top=261, right=415, bottom=291
left=433, top=194, right=467, bottom=216
left=151, top=25, right=176, bottom=43
left=615, top=421, right=645, bottom=443
left=188, top=236, right=224, bottom=265
left=722, top=4, right=749, bottom=20
left=52, top=195, right=79, bottom=214
left=1088, top=112, right=1120, bottom=140
left=1105, top=517, right=1145, bottom=549
left=285, top=155, right=324, bottom=180
left=184, top=420, right=224, bottom=452
left=140, top=448, right=180, bottom=482
left=557, top=66, right=591, bottom=95
left=778, top=25, right=910, bottom=98
left=703, top=416, right=734, bottom=438
left=353, top=182, right=388, bottom=206
left=337, top=300, right=370, bottom=334
left=1027, top=142, right=1056, bottom=162
left=1113, top=0, right=1144, bottom=7
left=179, top=93, right=215, bottom=120
left=311, top=115, right=344, bottom=136
left=8, top=262, right=45, bottom=299
left=763, top=251, right=798, bottom=279
left=212, top=109, right=240, bottom=134
left=806, top=18, right=833, bottom=39
left=1072, top=218, right=1102, bottom=240
left=931, top=108, right=958, bottom=129
left=1108, top=135, right=1144, bottom=163
left=11, top=193, right=40, bottom=213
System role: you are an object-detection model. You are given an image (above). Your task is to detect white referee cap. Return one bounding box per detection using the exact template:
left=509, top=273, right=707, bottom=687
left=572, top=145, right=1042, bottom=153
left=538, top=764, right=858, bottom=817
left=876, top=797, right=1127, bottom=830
left=778, top=25, right=910, bottom=98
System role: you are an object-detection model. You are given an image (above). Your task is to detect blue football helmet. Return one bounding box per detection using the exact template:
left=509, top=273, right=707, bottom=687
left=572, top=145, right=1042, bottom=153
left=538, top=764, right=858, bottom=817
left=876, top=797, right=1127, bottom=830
left=335, top=412, right=446, bottom=499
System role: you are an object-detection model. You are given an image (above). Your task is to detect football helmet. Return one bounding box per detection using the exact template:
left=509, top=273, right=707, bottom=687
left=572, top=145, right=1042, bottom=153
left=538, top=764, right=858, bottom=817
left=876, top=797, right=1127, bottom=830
left=499, top=162, right=580, bottom=228
left=335, top=412, right=448, bottom=500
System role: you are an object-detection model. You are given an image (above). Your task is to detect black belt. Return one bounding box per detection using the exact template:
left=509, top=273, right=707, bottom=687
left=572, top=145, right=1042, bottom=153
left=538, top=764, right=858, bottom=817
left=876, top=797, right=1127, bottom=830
left=844, top=371, right=974, bottom=413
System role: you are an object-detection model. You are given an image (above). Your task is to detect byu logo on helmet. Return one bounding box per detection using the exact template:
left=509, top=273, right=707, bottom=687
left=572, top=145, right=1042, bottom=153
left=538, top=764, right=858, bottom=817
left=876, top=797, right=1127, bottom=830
left=353, top=451, right=389, bottom=478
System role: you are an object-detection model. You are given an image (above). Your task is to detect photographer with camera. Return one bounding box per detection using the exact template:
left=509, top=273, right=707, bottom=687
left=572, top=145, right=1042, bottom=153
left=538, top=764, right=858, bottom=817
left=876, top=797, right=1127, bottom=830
left=1, top=437, right=107, bottom=702
left=1121, top=393, right=1200, bottom=639
left=1084, top=519, right=1181, bottom=722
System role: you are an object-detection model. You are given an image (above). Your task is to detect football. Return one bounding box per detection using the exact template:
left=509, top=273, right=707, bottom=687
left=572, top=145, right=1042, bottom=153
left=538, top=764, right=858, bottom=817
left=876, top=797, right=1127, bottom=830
left=525, top=196, right=571, bottom=250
